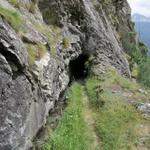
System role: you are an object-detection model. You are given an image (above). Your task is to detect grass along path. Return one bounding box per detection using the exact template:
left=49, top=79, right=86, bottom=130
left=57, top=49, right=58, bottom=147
left=81, top=86, right=101, bottom=150
left=42, top=82, right=100, bottom=150
left=42, top=69, right=150, bottom=150
left=85, top=70, right=150, bottom=150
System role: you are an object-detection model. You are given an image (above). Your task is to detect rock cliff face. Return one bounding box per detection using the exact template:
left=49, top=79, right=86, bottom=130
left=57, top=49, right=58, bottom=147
left=0, top=0, right=136, bottom=149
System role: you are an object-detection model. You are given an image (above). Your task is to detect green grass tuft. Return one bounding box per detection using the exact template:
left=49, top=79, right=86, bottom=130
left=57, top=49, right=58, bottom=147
left=62, top=37, right=70, bottom=49
left=32, top=22, right=62, bottom=58
left=0, top=6, right=23, bottom=31
left=26, top=43, right=47, bottom=66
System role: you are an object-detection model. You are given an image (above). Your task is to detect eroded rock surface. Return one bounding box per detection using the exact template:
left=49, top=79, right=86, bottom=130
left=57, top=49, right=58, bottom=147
left=0, top=0, right=138, bottom=149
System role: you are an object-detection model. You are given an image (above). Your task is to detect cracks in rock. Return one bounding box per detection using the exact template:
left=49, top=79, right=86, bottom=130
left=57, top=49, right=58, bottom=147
left=32, top=88, right=68, bottom=149
left=0, top=42, right=36, bottom=92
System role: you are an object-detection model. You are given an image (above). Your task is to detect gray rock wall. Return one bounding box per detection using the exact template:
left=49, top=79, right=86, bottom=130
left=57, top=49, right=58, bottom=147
left=0, top=0, right=135, bottom=149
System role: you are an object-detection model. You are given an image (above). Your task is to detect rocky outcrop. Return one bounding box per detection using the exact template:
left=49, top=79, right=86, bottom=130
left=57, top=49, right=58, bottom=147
left=136, top=103, right=150, bottom=118
left=38, top=0, right=131, bottom=76
left=0, top=0, right=137, bottom=149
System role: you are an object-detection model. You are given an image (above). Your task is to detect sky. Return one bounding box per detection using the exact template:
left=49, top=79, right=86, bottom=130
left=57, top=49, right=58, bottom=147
left=127, top=0, right=150, bottom=17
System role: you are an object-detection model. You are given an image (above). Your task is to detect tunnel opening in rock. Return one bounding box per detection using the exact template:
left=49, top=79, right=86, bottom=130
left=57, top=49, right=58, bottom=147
left=69, top=54, right=89, bottom=80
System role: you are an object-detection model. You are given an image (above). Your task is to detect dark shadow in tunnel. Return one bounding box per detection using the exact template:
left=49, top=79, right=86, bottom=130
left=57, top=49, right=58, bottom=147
left=69, top=54, right=89, bottom=81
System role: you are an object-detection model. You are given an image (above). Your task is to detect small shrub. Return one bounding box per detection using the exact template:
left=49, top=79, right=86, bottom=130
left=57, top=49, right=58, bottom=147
left=128, top=43, right=145, bottom=65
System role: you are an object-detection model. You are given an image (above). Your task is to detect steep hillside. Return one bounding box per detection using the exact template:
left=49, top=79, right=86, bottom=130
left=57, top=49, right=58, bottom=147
left=0, top=0, right=148, bottom=149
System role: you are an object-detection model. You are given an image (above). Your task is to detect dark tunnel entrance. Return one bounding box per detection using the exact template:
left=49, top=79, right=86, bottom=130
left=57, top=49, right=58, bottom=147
left=69, top=54, right=89, bottom=80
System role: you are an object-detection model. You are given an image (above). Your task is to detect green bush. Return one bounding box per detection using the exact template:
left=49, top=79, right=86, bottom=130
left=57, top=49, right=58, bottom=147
left=126, top=42, right=150, bottom=87
left=138, top=57, right=150, bottom=87
left=128, top=43, right=145, bottom=65
left=127, top=43, right=150, bottom=87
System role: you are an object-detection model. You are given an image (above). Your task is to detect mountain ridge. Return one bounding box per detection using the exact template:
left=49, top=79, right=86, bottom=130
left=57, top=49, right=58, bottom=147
left=132, top=13, right=150, bottom=53
left=132, top=13, right=150, bottom=22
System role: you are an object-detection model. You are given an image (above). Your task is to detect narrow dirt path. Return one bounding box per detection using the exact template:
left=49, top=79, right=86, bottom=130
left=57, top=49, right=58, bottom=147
left=81, top=86, right=101, bottom=150
left=137, top=121, right=150, bottom=150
